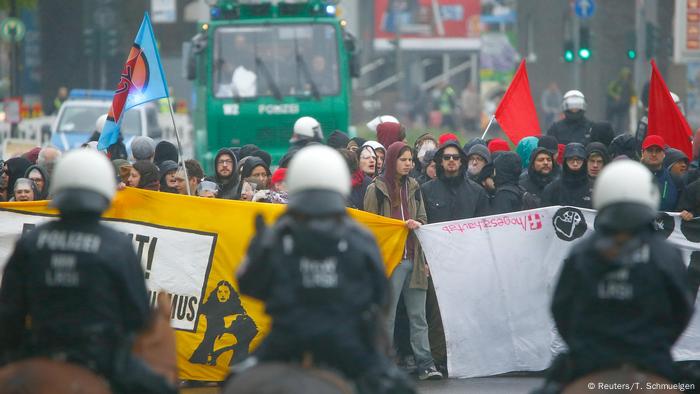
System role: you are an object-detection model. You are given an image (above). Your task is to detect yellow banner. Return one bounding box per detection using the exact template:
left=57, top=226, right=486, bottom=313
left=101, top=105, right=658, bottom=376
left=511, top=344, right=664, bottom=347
left=0, top=188, right=407, bottom=381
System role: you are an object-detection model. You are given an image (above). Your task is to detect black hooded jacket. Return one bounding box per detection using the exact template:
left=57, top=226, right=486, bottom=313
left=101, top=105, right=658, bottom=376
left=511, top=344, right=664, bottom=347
left=546, top=112, right=594, bottom=145
left=519, top=148, right=556, bottom=208
left=492, top=151, right=524, bottom=214
left=420, top=141, right=491, bottom=222
left=541, top=143, right=593, bottom=208
left=5, top=157, right=31, bottom=199
left=208, top=148, right=239, bottom=199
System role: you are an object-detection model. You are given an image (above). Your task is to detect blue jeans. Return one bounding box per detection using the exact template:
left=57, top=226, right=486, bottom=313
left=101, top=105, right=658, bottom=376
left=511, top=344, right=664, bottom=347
left=386, top=259, right=435, bottom=370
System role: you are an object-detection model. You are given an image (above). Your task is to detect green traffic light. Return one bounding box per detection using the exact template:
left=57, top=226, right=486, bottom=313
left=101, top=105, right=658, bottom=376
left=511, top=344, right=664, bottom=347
left=564, top=50, right=575, bottom=62
left=579, top=48, right=591, bottom=60
left=627, top=50, right=637, bottom=59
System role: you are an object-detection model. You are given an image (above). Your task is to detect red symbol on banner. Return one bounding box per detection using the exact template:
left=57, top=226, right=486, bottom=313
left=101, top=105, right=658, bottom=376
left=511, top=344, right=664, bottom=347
left=528, top=213, right=542, bottom=231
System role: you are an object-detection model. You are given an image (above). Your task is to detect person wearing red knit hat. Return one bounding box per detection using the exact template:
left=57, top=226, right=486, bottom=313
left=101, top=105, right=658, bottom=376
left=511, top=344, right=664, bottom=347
left=487, top=138, right=510, bottom=153
left=437, top=133, right=459, bottom=146
left=270, top=168, right=287, bottom=192
left=376, top=122, right=405, bottom=150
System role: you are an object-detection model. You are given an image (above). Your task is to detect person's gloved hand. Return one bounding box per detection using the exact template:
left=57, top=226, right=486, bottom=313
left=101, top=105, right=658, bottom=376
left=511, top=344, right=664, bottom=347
left=251, top=189, right=270, bottom=202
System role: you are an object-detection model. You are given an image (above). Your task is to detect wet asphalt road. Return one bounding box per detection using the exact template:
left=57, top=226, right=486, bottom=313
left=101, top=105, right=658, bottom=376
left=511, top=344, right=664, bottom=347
left=416, top=377, right=544, bottom=393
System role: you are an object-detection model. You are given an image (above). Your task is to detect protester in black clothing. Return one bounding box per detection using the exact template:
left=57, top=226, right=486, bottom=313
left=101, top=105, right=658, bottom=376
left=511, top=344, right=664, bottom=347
left=491, top=151, right=525, bottom=214
left=664, top=148, right=690, bottom=178
left=536, top=160, right=693, bottom=393
left=585, top=142, right=610, bottom=180
left=519, top=148, right=556, bottom=209
left=546, top=90, right=593, bottom=145
left=421, top=141, right=490, bottom=223
left=207, top=148, right=239, bottom=199
left=0, top=149, right=176, bottom=394
left=541, top=143, right=592, bottom=208
left=416, top=149, right=437, bottom=185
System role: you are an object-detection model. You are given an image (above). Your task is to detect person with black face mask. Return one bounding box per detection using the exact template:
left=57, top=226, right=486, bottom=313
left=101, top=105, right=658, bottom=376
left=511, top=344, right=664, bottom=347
left=546, top=90, right=594, bottom=146
left=541, top=143, right=593, bottom=208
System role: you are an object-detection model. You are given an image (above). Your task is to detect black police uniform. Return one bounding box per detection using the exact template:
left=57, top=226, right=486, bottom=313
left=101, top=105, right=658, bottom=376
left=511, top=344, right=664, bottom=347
left=0, top=214, right=175, bottom=394
left=549, top=229, right=693, bottom=385
left=237, top=213, right=389, bottom=379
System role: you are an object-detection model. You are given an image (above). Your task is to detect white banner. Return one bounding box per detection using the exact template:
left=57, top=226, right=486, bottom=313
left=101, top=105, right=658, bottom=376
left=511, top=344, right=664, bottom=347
left=416, top=206, right=700, bottom=378
left=0, top=210, right=216, bottom=331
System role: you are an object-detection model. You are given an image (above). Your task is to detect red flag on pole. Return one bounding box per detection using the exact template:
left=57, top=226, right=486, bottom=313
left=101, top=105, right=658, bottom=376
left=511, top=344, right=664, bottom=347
left=494, top=59, right=541, bottom=144
left=647, top=60, right=692, bottom=158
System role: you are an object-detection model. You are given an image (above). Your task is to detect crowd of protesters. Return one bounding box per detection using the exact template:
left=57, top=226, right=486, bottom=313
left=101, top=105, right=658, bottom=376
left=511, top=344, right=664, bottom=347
left=1, top=87, right=699, bottom=379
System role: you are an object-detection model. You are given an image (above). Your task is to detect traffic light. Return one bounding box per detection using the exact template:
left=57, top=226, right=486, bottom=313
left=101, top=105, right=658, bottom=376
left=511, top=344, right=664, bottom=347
left=646, top=22, right=658, bottom=59
left=578, top=26, right=591, bottom=60
left=626, top=31, right=637, bottom=59
left=83, top=27, right=96, bottom=56
left=563, top=39, right=575, bottom=62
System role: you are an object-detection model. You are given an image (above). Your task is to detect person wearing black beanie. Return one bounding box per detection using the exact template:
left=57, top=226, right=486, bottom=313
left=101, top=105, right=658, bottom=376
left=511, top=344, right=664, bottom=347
left=153, top=141, right=179, bottom=167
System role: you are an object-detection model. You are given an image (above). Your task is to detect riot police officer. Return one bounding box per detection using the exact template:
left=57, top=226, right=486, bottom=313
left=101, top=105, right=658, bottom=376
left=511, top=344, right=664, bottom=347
left=536, top=160, right=694, bottom=393
left=236, top=145, right=414, bottom=393
left=0, top=149, right=176, bottom=394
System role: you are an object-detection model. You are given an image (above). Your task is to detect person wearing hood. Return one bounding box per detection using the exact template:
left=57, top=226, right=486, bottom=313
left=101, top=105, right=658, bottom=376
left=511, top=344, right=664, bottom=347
left=412, top=133, right=438, bottom=176
left=364, top=142, right=443, bottom=381
left=207, top=148, right=239, bottom=199
left=416, top=149, right=437, bottom=185
left=327, top=130, right=351, bottom=150
left=363, top=141, right=385, bottom=176
left=4, top=157, right=31, bottom=200
left=542, top=143, right=593, bottom=208
left=491, top=151, right=525, bottom=214
left=238, top=157, right=271, bottom=201
left=640, top=135, right=682, bottom=212
left=422, top=141, right=490, bottom=223
left=515, top=137, right=539, bottom=171
left=24, top=164, right=50, bottom=200
left=158, top=160, right=180, bottom=194
left=130, top=160, right=160, bottom=191
left=585, top=142, right=610, bottom=180
left=519, top=148, right=556, bottom=209
left=466, top=144, right=492, bottom=182
left=153, top=141, right=179, bottom=168
left=663, top=148, right=689, bottom=178
left=376, top=122, right=405, bottom=150
left=358, top=145, right=377, bottom=179
left=546, top=90, right=595, bottom=145
left=11, top=178, right=39, bottom=202
left=346, top=137, right=367, bottom=153
left=608, top=133, right=639, bottom=161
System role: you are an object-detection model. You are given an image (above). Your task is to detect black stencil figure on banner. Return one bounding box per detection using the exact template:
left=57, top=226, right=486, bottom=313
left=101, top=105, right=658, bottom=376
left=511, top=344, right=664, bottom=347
left=653, top=212, right=675, bottom=239
left=189, top=280, right=258, bottom=367
left=552, top=207, right=588, bottom=241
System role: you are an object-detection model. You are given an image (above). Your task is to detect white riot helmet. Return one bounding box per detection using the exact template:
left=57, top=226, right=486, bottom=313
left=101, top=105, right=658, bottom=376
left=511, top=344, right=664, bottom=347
left=366, top=115, right=399, bottom=133
left=562, top=90, right=586, bottom=111
left=49, top=149, right=117, bottom=214
left=286, top=145, right=350, bottom=215
left=95, top=114, right=108, bottom=133
left=292, top=116, right=323, bottom=141
left=593, top=160, right=660, bottom=233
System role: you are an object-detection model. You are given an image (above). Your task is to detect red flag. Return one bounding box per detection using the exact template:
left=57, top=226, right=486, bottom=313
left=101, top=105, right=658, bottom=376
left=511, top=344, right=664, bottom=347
left=494, top=59, right=541, bottom=144
left=647, top=60, right=692, bottom=158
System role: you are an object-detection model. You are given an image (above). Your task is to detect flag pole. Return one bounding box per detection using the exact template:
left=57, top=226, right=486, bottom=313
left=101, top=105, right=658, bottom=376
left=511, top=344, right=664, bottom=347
left=481, top=115, right=495, bottom=140
left=166, top=97, right=191, bottom=196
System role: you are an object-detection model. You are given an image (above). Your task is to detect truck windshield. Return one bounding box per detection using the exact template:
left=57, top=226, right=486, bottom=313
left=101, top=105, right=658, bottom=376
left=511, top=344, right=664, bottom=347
left=214, top=24, right=340, bottom=99
left=57, top=105, right=141, bottom=135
